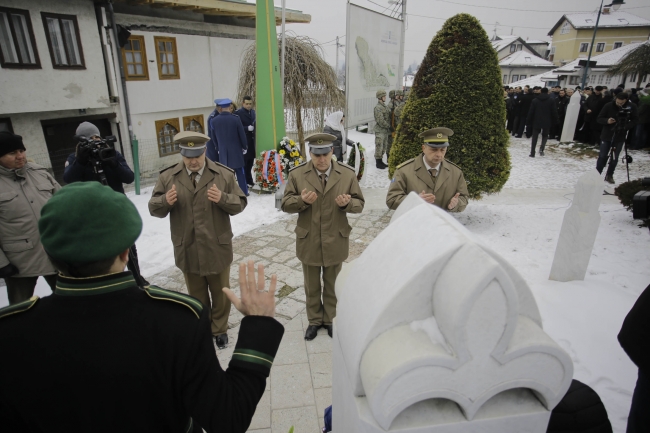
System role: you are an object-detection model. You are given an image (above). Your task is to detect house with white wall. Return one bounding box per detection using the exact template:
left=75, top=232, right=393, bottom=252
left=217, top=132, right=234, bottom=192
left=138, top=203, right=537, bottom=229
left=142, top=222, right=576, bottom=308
left=500, top=50, right=555, bottom=85
left=491, top=35, right=549, bottom=61
left=0, top=0, right=310, bottom=182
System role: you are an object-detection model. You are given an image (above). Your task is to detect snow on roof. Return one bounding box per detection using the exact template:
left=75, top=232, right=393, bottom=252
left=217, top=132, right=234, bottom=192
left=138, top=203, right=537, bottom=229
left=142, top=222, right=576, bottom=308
left=526, top=40, right=549, bottom=45
left=499, top=50, right=555, bottom=67
left=508, top=75, right=547, bottom=88
left=554, top=41, right=646, bottom=73
left=491, top=35, right=519, bottom=52
left=549, top=10, right=650, bottom=35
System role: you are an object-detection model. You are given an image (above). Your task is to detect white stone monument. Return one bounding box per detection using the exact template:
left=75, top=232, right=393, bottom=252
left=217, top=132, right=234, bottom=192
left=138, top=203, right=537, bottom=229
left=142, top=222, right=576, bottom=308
left=549, top=170, right=603, bottom=282
left=333, top=193, right=573, bottom=432
left=560, top=90, right=582, bottom=143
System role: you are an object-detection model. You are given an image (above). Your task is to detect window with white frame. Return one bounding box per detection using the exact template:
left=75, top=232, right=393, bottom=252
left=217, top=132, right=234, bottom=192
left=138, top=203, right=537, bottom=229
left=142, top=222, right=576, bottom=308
left=579, top=43, right=589, bottom=53
left=511, top=75, right=519, bottom=83
left=510, top=44, right=516, bottom=53
left=0, top=7, right=40, bottom=68
left=631, top=72, right=637, bottom=82
left=560, top=21, right=571, bottom=34
left=596, top=43, right=605, bottom=52
left=520, top=75, right=527, bottom=80
left=613, top=42, right=623, bottom=49
left=598, top=74, right=604, bottom=84
left=605, top=74, right=612, bottom=85
left=517, top=44, right=522, bottom=51
left=41, top=13, right=84, bottom=68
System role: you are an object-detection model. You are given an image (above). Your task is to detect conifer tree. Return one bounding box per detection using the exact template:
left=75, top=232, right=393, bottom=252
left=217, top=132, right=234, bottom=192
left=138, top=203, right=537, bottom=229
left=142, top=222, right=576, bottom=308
left=389, top=14, right=510, bottom=198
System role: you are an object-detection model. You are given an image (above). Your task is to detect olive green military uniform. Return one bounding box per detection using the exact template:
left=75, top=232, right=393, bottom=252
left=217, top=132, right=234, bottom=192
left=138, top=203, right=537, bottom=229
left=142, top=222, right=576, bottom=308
left=148, top=132, right=247, bottom=337
left=374, top=97, right=391, bottom=160
left=281, top=136, right=364, bottom=326
left=386, top=156, right=469, bottom=212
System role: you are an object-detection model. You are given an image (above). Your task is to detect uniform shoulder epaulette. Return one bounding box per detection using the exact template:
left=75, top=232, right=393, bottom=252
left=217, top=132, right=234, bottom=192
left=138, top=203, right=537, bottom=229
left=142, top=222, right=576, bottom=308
left=0, top=296, right=39, bottom=320
left=214, top=161, right=235, bottom=173
left=444, top=159, right=462, bottom=170
left=159, top=164, right=177, bottom=174
left=145, top=286, right=203, bottom=319
left=337, top=160, right=355, bottom=171
left=289, top=161, right=307, bottom=172
left=396, top=158, right=415, bottom=169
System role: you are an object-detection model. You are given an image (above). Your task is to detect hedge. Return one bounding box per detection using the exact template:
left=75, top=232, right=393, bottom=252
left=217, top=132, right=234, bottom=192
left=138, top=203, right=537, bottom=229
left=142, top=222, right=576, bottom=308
left=388, top=14, right=510, bottom=199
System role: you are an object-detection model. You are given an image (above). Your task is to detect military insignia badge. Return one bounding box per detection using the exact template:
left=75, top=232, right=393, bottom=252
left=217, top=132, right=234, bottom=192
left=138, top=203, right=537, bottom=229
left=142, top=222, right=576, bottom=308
left=437, top=133, right=443, bottom=138
left=188, top=142, right=195, bottom=147
left=317, top=139, right=323, bottom=144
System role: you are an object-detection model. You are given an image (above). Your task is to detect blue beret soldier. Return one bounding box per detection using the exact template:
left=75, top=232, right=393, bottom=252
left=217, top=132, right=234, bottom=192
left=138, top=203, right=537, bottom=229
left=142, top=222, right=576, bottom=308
left=0, top=181, right=283, bottom=431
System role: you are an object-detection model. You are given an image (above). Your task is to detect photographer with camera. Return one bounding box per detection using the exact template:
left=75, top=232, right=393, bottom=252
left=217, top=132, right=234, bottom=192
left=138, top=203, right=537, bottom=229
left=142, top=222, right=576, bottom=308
left=63, top=122, right=134, bottom=193
left=596, top=92, right=638, bottom=184
left=63, top=122, right=147, bottom=286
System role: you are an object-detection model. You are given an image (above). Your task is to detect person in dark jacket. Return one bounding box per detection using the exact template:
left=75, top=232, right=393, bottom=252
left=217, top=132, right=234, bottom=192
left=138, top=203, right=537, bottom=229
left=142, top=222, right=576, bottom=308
left=546, top=379, right=613, bottom=433
left=63, top=121, right=134, bottom=194
left=63, top=121, right=146, bottom=286
left=234, top=96, right=256, bottom=187
left=323, top=111, right=354, bottom=160
left=618, top=282, right=650, bottom=433
left=554, top=89, right=570, bottom=140
left=206, top=98, right=223, bottom=163
left=0, top=181, right=284, bottom=433
left=210, top=99, right=249, bottom=195
left=584, top=86, right=607, bottom=145
left=509, top=87, right=522, bottom=135
left=515, top=87, right=535, bottom=138
left=596, top=92, right=638, bottom=184
left=526, top=87, right=559, bottom=157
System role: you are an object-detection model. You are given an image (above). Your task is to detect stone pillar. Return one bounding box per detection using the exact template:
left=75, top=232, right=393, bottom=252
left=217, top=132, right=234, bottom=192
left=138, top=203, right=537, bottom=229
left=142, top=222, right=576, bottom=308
left=560, top=90, right=582, bottom=143
left=549, top=170, right=603, bottom=282
left=333, top=192, right=573, bottom=432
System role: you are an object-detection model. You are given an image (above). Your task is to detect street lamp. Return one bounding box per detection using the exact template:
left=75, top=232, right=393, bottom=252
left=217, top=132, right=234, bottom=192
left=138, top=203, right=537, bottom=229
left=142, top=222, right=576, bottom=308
left=580, top=0, right=625, bottom=89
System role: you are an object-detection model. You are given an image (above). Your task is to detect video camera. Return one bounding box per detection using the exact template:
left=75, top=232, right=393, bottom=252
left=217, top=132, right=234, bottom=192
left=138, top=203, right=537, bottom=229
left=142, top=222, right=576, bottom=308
left=74, top=134, right=117, bottom=164
left=616, top=105, right=633, bottom=130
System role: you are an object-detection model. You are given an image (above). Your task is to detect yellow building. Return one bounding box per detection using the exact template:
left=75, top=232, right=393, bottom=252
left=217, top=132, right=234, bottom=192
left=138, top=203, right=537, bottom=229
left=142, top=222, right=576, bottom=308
left=548, top=9, right=650, bottom=66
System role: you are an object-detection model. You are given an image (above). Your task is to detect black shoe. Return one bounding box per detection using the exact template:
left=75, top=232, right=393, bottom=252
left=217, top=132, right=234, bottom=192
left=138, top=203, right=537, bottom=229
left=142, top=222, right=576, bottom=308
left=515, top=135, right=522, bottom=138
left=529, top=153, right=535, bottom=158
left=305, top=325, right=320, bottom=340
left=376, top=159, right=387, bottom=169
left=605, top=175, right=615, bottom=184
left=323, top=324, right=333, bottom=338
left=540, top=150, right=544, bottom=156
left=215, top=333, right=228, bottom=349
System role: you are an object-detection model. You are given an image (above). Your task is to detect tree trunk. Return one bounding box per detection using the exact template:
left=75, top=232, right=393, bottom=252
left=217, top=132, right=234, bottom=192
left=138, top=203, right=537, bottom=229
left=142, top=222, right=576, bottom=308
left=296, top=106, right=305, bottom=155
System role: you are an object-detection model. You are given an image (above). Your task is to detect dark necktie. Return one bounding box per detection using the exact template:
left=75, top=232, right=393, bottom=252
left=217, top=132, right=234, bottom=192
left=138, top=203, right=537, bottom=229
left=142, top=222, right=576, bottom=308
left=429, top=168, right=438, bottom=178
left=320, top=173, right=327, bottom=190
left=190, top=172, right=198, bottom=189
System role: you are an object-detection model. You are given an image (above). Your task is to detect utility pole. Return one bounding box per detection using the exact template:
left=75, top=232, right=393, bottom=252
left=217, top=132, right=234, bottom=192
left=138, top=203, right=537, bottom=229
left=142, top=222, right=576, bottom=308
left=336, top=36, right=339, bottom=84
left=281, top=0, right=286, bottom=87
left=397, top=0, right=406, bottom=90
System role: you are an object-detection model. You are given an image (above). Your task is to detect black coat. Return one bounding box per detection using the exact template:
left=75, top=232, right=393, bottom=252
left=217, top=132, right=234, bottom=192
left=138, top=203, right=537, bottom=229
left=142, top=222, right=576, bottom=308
left=234, top=107, right=256, bottom=161
left=556, top=96, right=570, bottom=120
left=584, top=93, right=606, bottom=123
left=324, top=125, right=354, bottom=160
left=619, top=282, right=650, bottom=373
left=597, top=100, right=639, bottom=142
left=546, top=379, right=613, bottom=433
left=0, top=272, right=284, bottom=432
left=509, top=93, right=521, bottom=115
left=63, top=150, right=134, bottom=193
left=519, top=92, right=535, bottom=118
left=526, top=93, right=559, bottom=131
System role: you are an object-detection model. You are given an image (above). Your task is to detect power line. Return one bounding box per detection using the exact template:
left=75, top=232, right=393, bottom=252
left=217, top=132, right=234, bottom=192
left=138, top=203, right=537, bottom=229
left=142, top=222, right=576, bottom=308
left=429, top=0, right=649, bottom=13
left=408, top=12, right=552, bottom=30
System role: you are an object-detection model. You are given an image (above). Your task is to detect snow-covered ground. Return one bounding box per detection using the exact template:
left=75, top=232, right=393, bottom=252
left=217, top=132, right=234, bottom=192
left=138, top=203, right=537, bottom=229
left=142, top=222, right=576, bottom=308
left=3, top=129, right=649, bottom=431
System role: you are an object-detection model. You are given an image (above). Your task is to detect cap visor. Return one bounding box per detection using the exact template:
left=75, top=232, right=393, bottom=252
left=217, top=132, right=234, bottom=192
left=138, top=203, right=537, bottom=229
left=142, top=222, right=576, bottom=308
left=309, top=147, right=332, bottom=155
left=424, top=142, right=449, bottom=148
left=180, top=147, right=205, bottom=158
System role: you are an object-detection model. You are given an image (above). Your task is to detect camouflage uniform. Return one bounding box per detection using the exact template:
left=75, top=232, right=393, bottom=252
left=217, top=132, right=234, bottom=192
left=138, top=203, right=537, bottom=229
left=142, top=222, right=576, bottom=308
left=386, top=90, right=399, bottom=156
left=374, top=91, right=391, bottom=160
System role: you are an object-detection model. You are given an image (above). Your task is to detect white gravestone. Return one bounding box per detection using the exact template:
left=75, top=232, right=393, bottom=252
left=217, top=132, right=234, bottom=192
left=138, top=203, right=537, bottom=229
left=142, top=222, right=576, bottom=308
left=560, top=90, right=582, bottom=143
left=549, top=170, right=603, bottom=282
left=332, top=193, right=573, bottom=432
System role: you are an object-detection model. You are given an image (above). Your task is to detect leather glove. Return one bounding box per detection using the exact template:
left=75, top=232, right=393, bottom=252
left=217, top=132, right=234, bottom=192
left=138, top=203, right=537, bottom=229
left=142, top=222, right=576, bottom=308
left=76, top=144, right=91, bottom=165
left=248, top=125, right=254, bottom=132
left=0, top=263, right=19, bottom=278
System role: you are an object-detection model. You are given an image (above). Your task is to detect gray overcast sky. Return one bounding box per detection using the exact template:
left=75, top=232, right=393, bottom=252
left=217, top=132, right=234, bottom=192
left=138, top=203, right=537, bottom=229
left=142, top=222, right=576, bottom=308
left=274, top=0, right=650, bottom=69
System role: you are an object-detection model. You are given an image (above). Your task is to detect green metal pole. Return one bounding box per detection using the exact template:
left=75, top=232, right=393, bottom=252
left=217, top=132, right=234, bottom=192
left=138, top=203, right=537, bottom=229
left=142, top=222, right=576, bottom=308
left=132, top=135, right=140, bottom=195
left=256, top=0, right=286, bottom=152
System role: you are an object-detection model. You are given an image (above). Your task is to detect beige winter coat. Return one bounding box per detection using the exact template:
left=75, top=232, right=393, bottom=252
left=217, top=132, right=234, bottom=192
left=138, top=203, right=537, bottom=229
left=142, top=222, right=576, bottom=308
left=281, top=160, right=364, bottom=267
left=0, top=162, right=60, bottom=277
left=148, top=159, right=247, bottom=276
left=386, top=155, right=469, bottom=212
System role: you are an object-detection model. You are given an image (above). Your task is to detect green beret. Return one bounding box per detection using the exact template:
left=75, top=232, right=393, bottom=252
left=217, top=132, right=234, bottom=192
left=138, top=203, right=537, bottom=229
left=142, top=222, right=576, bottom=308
left=39, top=182, right=143, bottom=263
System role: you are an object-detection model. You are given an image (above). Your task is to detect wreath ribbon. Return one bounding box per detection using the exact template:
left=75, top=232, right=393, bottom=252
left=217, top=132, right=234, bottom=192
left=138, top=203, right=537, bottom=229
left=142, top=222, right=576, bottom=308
left=262, top=150, right=272, bottom=181
left=274, top=153, right=285, bottom=185
left=261, top=150, right=284, bottom=185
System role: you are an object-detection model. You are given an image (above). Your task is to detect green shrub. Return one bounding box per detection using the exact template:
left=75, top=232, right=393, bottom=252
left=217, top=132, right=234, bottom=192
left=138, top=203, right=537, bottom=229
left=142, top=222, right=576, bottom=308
left=615, top=178, right=650, bottom=211
left=388, top=14, right=510, bottom=199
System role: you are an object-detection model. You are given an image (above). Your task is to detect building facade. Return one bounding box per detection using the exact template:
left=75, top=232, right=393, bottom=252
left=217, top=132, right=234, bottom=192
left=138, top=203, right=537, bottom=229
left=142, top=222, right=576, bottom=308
left=548, top=9, right=650, bottom=66
left=499, top=50, right=555, bottom=85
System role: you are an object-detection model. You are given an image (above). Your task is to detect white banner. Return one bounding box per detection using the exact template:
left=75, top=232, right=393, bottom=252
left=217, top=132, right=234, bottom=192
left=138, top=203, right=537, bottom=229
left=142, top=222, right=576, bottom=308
left=345, top=3, right=403, bottom=128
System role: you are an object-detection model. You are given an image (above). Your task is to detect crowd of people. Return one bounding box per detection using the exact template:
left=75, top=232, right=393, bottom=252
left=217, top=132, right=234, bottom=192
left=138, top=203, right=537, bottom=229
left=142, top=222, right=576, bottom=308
left=504, top=82, right=647, bottom=183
